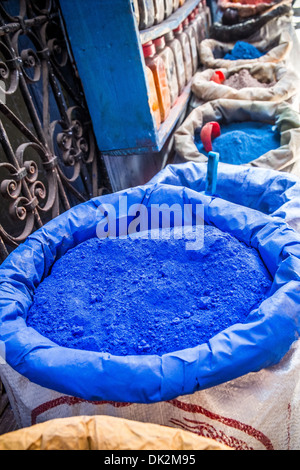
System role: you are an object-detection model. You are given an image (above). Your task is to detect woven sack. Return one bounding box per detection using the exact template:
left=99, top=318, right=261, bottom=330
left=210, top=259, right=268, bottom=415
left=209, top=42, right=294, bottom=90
left=199, top=30, right=292, bottom=69
left=174, top=98, right=300, bottom=177
left=210, top=6, right=295, bottom=48
left=0, top=415, right=231, bottom=451
left=1, top=162, right=300, bottom=450
left=217, top=0, right=289, bottom=19
left=191, top=63, right=300, bottom=108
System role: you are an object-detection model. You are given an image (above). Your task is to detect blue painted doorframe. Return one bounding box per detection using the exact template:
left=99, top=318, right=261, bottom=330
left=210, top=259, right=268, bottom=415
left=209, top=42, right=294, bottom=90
left=59, top=0, right=157, bottom=155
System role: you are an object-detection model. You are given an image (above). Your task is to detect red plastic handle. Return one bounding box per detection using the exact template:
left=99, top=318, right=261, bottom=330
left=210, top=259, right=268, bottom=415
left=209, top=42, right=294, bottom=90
left=200, top=122, right=221, bottom=153
left=210, top=70, right=226, bottom=84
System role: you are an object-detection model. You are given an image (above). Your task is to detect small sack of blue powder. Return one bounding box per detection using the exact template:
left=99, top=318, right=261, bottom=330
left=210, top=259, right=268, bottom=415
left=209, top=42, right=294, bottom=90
left=195, top=121, right=281, bottom=165
left=223, top=41, right=265, bottom=60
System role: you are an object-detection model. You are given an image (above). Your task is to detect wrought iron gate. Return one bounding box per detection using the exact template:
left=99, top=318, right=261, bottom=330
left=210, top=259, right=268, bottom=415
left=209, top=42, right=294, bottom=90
left=0, top=0, right=111, bottom=263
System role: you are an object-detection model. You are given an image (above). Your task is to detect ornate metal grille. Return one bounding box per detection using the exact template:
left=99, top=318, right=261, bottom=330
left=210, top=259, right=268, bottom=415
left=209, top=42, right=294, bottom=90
left=0, top=0, right=111, bottom=263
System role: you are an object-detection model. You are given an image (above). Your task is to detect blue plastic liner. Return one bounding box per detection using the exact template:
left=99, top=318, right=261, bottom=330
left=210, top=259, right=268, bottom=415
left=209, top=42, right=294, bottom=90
left=0, top=162, right=300, bottom=403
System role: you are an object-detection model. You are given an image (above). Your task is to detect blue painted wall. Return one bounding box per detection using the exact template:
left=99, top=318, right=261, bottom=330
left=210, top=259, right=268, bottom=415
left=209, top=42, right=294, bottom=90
left=59, top=0, right=157, bottom=154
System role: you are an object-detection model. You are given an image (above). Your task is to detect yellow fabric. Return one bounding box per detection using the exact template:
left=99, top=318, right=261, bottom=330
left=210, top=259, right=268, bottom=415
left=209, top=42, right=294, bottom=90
left=0, top=415, right=232, bottom=451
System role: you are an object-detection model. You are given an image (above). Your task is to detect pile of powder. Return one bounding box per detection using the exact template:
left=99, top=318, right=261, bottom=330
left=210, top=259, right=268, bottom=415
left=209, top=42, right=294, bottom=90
left=223, top=41, right=265, bottom=60
left=224, top=69, right=276, bottom=89
left=26, top=225, right=272, bottom=356
left=195, top=121, right=280, bottom=165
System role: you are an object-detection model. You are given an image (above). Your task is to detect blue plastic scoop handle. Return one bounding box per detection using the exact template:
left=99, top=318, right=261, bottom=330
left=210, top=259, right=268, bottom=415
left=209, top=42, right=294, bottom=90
left=205, top=151, right=220, bottom=196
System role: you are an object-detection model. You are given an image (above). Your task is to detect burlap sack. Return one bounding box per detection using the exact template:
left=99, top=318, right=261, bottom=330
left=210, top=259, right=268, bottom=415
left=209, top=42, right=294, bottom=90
left=217, top=0, right=289, bottom=19
left=191, top=63, right=300, bottom=108
left=0, top=415, right=231, bottom=451
left=199, top=31, right=292, bottom=69
left=2, top=339, right=300, bottom=450
left=210, top=2, right=293, bottom=42
left=174, top=99, right=300, bottom=177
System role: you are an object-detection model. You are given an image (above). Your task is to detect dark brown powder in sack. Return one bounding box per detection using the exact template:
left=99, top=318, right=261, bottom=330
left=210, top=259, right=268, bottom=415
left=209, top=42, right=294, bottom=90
left=224, top=69, right=276, bottom=90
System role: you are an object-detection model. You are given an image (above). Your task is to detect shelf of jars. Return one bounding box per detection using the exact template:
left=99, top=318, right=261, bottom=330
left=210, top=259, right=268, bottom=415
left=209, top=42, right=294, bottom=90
left=137, top=0, right=209, bottom=154
left=138, top=0, right=208, bottom=44
left=59, top=0, right=210, bottom=156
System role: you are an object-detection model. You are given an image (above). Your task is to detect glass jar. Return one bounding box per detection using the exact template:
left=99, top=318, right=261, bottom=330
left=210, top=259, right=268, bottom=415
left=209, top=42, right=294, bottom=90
left=153, top=0, right=165, bottom=24
left=138, top=0, right=155, bottom=30
left=164, top=0, right=173, bottom=19
left=172, top=0, right=180, bottom=11
left=153, top=36, right=179, bottom=107
left=173, top=23, right=193, bottom=84
left=194, top=7, right=206, bottom=43
left=145, top=66, right=161, bottom=129
left=183, top=17, right=198, bottom=75
left=132, top=0, right=140, bottom=27
left=164, top=30, right=186, bottom=95
left=143, top=41, right=171, bottom=122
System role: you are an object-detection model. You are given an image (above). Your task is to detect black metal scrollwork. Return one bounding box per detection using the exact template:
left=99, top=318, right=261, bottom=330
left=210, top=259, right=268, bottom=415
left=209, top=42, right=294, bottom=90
left=0, top=0, right=111, bottom=262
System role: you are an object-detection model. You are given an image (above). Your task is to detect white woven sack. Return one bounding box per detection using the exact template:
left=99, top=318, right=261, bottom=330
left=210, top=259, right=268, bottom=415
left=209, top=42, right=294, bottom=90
left=191, top=64, right=300, bottom=110
left=1, top=337, right=300, bottom=450
left=174, top=99, right=300, bottom=178
left=1, top=189, right=300, bottom=450
left=199, top=29, right=292, bottom=69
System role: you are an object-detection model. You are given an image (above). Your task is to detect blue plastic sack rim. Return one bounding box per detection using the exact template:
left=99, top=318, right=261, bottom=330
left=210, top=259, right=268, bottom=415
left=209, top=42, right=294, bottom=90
left=0, top=162, right=300, bottom=403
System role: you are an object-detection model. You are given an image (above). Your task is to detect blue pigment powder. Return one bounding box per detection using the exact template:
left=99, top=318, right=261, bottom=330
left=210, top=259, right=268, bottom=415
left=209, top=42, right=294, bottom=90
left=223, top=41, right=265, bottom=60
left=195, top=121, right=280, bottom=165
left=26, top=226, right=272, bottom=356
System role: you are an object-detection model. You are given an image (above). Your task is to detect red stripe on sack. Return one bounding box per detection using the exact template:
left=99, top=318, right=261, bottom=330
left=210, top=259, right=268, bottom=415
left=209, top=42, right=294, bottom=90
left=168, top=399, right=274, bottom=451
left=169, top=416, right=252, bottom=450
left=287, top=403, right=292, bottom=451
left=31, top=396, right=132, bottom=425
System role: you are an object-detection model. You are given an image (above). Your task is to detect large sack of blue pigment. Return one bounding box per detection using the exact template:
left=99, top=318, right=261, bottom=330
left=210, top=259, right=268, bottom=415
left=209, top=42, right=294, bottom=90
left=0, top=162, right=300, bottom=450
left=174, top=99, right=300, bottom=178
